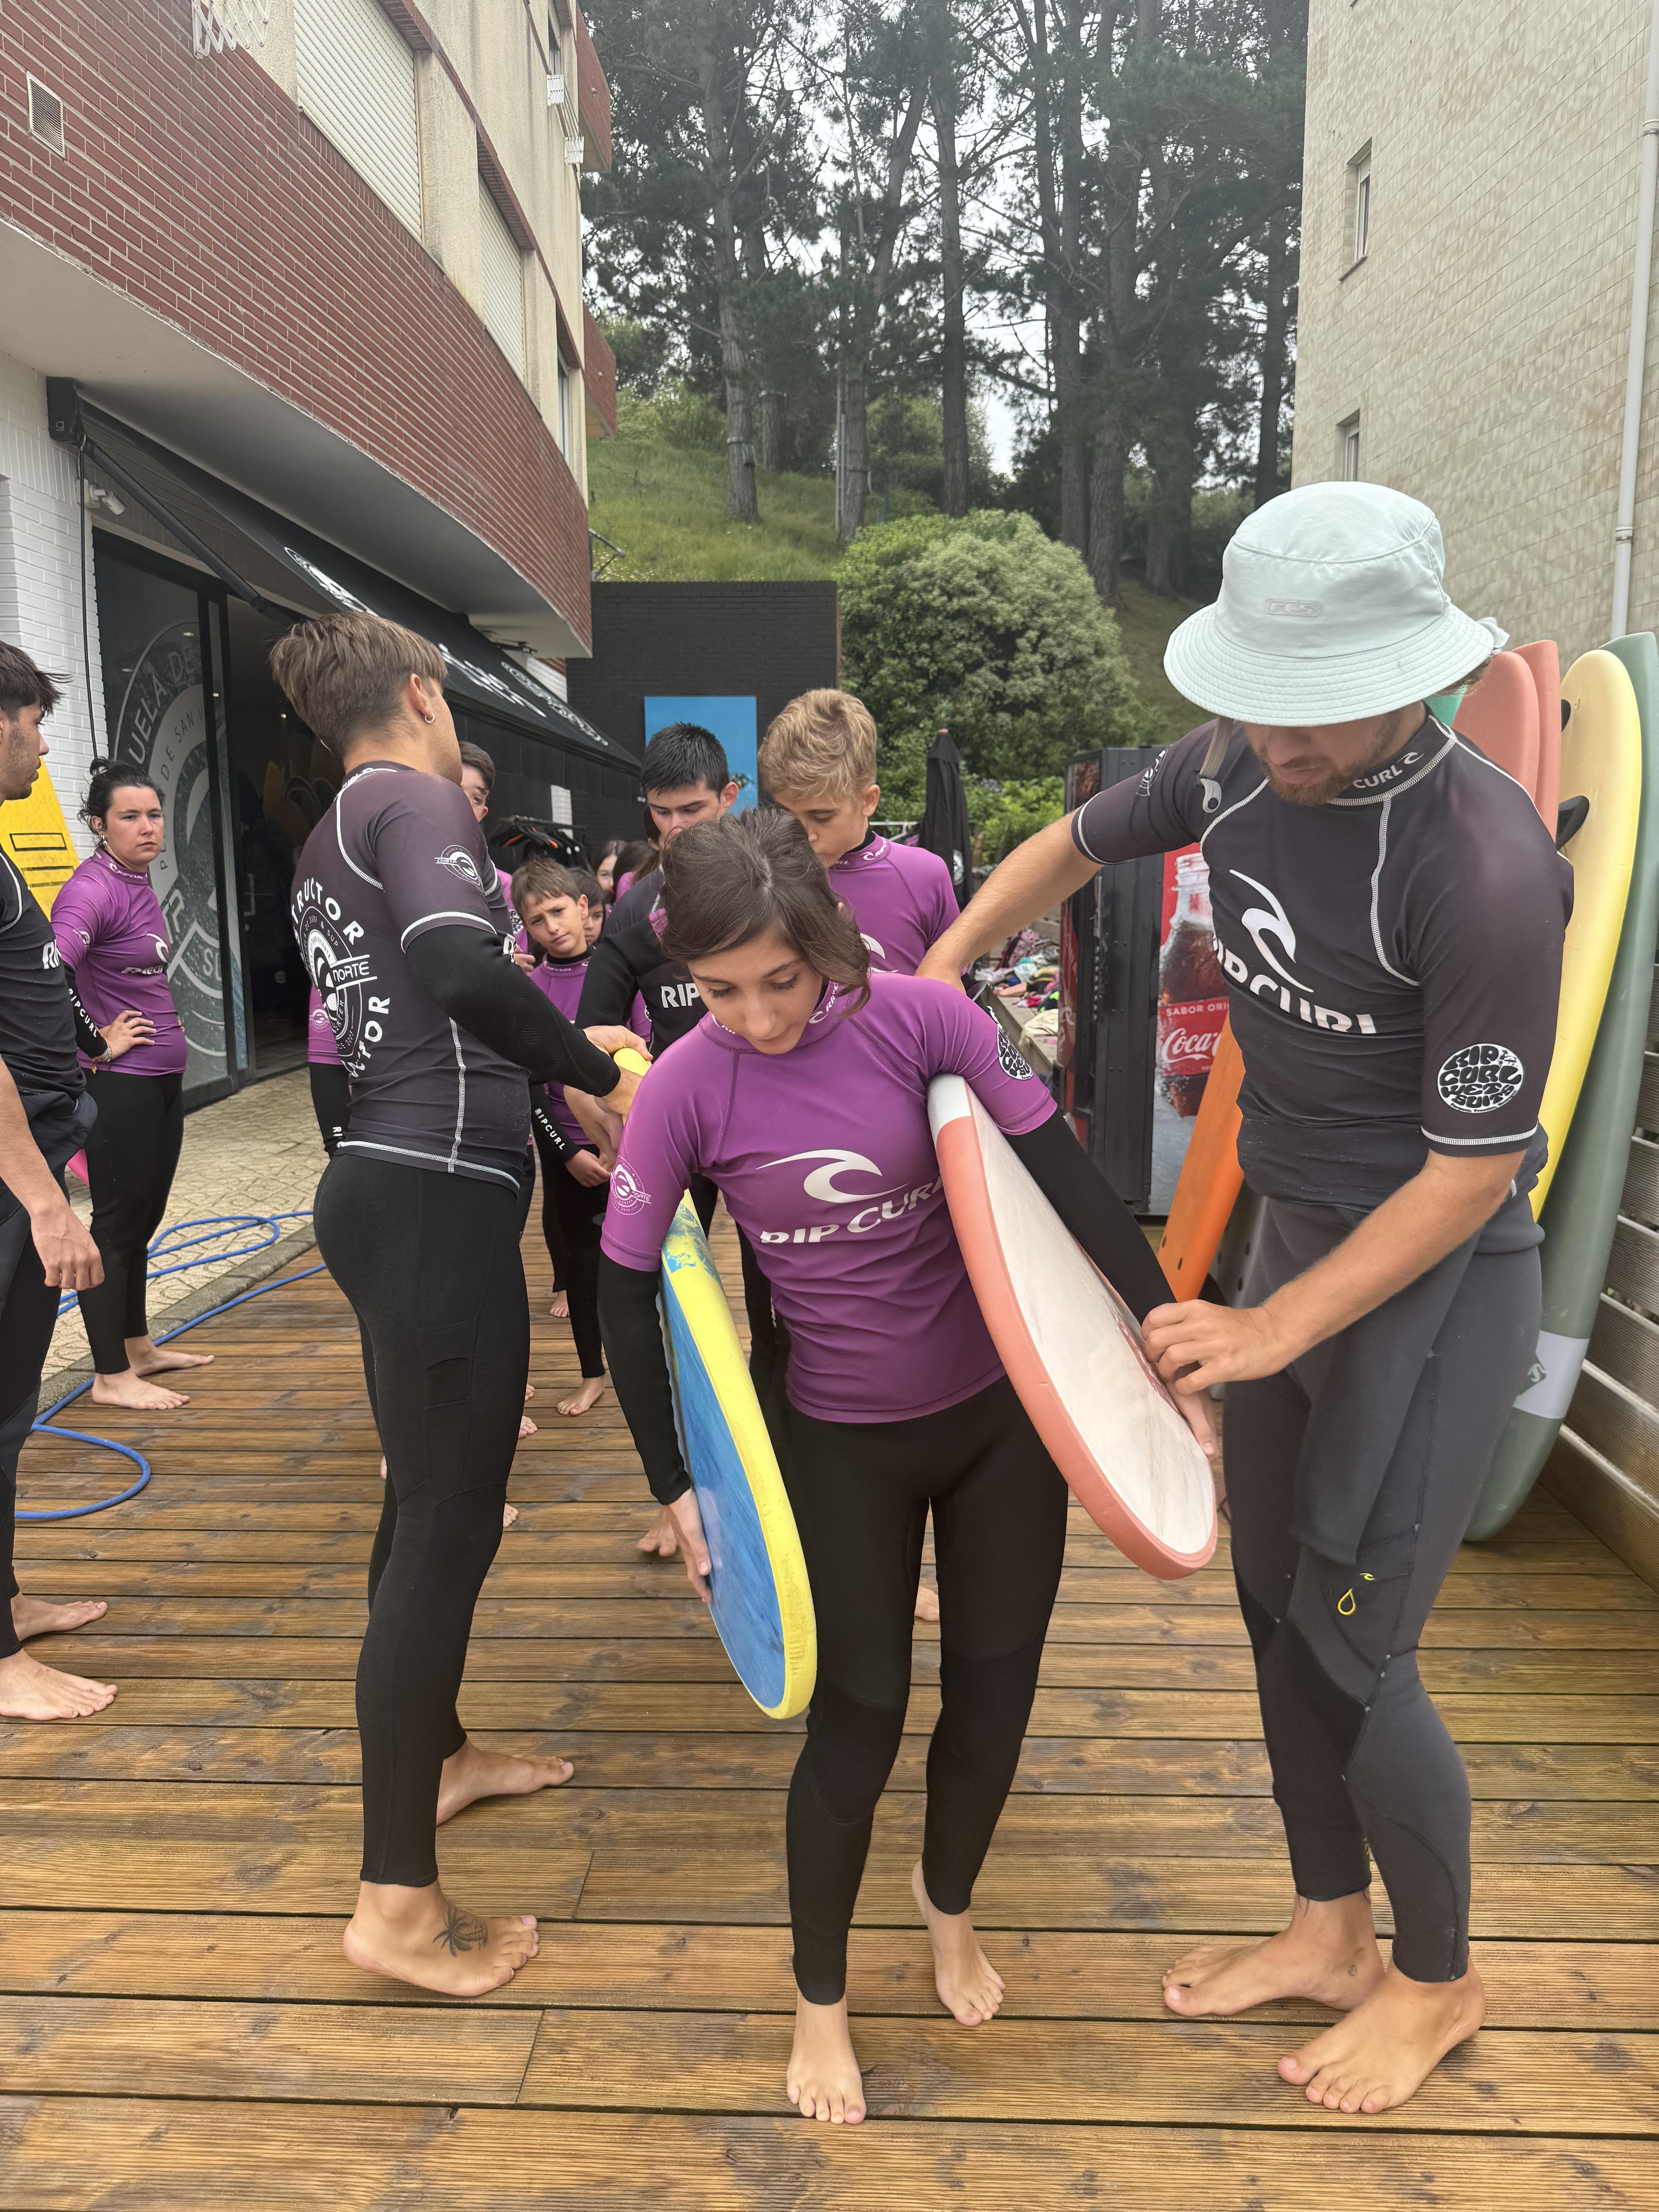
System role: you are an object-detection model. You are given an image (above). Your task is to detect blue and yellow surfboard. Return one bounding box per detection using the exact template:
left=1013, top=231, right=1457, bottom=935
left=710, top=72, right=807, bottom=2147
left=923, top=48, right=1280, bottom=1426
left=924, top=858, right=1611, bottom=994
left=658, top=1196, right=816, bottom=1719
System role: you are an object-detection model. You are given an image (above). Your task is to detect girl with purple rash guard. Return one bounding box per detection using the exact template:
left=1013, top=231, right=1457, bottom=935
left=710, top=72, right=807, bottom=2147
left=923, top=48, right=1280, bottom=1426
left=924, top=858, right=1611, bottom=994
left=306, top=985, right=350, bottom=1156
left=51, top=762, right=208, bottom=1413
left=598, top=809, right=1182, bottom=2128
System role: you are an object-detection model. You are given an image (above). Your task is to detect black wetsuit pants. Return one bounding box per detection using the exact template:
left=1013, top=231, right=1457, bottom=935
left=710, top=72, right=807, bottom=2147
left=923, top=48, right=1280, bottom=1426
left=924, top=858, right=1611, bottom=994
left=530, top=1118, right=605, bottom=1381
left=314, top=1154, right=528, bottom=1887
left=1226, top=1198, right=1541, bottom=1984
left=0, top=1194, right=62, bottom=1661
left=784, top=1376, right=1069, bottom=2003
left=76, top=1069, right=182, bottom=1375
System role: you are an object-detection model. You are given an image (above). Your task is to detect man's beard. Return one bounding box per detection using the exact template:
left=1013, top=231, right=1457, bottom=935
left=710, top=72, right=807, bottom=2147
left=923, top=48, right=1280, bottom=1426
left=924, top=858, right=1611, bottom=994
left=1260, top=762, right=1351, bottom=807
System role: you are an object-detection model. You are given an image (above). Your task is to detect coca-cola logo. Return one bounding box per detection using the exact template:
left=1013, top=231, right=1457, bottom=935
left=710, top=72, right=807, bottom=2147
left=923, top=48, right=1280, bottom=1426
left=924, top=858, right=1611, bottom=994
left=1158, top=996, right=1228, bottom=1074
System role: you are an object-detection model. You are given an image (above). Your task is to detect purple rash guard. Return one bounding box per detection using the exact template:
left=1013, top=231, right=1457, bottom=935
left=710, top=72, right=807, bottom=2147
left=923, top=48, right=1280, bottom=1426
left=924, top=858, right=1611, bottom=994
left=828, top=834, right=957, bottom=976
left=306, top=986, right=340, bottom=1068
left=602, top=970, right=1056, bottom=1423
left=51, top=849, right=187, bottom=1077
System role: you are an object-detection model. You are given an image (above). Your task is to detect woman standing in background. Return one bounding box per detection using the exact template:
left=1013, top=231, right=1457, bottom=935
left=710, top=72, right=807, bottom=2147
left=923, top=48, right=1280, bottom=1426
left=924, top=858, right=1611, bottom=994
left=52, top=762, right=208, bottom=1412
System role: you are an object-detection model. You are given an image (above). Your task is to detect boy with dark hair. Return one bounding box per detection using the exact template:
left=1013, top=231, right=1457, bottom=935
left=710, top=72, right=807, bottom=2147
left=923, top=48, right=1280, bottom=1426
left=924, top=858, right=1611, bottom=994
left=760, top=688, right=958, bottom=975
left=0, top=642, right=117, bottom=1721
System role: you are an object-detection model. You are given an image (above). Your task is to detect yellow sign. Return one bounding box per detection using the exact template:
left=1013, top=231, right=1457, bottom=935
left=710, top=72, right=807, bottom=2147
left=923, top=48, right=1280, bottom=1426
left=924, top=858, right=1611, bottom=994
left=0, top=764, right=79, bottom=914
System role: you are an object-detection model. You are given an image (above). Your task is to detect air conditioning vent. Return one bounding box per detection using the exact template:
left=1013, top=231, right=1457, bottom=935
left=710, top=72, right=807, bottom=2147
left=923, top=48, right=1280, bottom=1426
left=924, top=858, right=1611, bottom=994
left=27, top=76, right=65, bottom=157
left=546, top=68, right=565, bottom=106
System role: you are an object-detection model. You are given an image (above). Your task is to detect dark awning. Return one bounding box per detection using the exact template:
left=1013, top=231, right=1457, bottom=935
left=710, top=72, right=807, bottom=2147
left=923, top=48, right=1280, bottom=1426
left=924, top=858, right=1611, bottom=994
left=76, top=401, right=637, bottom=773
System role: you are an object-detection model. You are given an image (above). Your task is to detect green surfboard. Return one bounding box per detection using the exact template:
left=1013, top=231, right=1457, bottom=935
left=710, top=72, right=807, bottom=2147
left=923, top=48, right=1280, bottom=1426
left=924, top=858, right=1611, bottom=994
left=1467, top=630, right=1659, bottom=1540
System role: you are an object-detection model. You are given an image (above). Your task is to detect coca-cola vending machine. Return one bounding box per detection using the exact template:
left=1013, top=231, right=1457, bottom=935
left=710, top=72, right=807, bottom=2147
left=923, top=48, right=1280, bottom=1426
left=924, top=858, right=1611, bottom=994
left=1058, top=746, right=1164, bottom=1210
left=1149, top=848, right=1229, bottom=1209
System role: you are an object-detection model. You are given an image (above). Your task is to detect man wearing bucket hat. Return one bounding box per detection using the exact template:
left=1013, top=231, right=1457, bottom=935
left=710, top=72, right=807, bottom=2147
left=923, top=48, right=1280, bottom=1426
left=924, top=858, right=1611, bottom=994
left=920, top=482, right=1572, bottom=2115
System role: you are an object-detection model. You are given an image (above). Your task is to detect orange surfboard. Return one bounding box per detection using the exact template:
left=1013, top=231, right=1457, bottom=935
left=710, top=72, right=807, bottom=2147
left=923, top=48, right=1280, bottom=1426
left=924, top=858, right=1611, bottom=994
left=1516, top=640, right=1562, bottom=829
left=1455, top=651, right=1541, bottom=807
left=1157, top=1021, right=1244, bottom=1299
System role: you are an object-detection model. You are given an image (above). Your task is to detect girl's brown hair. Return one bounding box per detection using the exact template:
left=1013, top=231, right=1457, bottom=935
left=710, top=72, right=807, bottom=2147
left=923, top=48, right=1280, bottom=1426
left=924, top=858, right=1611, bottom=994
left=659, top=809, right=871, bottom=1008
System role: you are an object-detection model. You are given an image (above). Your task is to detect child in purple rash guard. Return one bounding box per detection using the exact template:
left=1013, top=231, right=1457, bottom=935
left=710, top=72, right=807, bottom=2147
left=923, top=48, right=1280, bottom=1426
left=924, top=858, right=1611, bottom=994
left=306, top=986, right=350, bottom=1157
left=597, top=808, right=1181, bottom=2128
left=51, top=763, right=205, bottom=1411
left=758, top=687, right=958, bottom=976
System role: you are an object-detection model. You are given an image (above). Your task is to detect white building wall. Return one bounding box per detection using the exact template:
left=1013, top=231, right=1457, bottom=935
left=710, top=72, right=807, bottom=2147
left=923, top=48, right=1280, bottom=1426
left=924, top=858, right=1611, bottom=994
left=0, top=351, right=105, bottom=858
left=1294, top=0, right=1655, bottom=666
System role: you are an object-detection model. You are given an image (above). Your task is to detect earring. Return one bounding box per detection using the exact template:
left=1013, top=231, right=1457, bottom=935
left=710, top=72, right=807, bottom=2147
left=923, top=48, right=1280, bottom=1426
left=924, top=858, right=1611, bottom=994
left=422, top=711, right=435, bottom=723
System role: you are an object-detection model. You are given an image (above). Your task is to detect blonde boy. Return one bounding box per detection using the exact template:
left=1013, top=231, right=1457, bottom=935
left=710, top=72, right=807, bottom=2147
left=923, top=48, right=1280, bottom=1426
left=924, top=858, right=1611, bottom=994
left=759, top=689, right=957, bottom=975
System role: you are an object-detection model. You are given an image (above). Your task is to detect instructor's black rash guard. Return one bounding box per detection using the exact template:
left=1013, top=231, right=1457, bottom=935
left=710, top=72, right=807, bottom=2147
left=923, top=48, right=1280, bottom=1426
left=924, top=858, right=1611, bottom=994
left=599, top=1117, right=1170, bottom=1505
left=292, top=760, right=617, bottom=1190
left=1073, top=717, right=1573, bottom=1209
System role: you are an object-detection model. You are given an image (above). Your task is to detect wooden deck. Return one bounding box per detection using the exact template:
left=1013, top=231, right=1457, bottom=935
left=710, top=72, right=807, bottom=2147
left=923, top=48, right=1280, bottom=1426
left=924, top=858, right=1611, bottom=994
left=4, top=1219, right=1658, bottom=2209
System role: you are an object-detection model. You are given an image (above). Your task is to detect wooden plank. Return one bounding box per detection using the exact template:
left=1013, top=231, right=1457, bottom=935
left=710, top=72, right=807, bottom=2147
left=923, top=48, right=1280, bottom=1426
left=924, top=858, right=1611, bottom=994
left=516, top=2008, right=1659, bottom=2135
left=1573, top=1361, right=1659, bottom=1499
left=1607, top=1213, right=1659, bottom=1323
left=1589, top=1292, right=1659, bottom=1411
left=1622, top=1131, right=1659, bottom=1230
left=2, top=1912, right=1651, bottom=2029
left=0, top=1994, right=538, bottom=2105
left=5, top=2100, right=1652, bottom=2212
left=1545, top=1426, right=1659, bottom=1595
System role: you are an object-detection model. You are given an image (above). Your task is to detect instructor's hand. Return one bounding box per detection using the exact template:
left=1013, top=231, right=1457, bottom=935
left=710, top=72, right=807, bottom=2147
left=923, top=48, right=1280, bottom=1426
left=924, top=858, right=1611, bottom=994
left=915, top=946, right=968, bottom=992
left=1142, top=1298, right=1293, bottom=1395
left=667, top=1488, right=711, bottom=1602
left=30, top=1192, right=103, bottom=1291
left=566, top=1149, right=612, bottom=1189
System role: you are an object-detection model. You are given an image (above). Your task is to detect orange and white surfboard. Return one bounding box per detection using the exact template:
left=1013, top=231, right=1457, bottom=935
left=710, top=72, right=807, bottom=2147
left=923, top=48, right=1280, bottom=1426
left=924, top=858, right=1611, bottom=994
left=929, top=1076, right=1217, bottom=1580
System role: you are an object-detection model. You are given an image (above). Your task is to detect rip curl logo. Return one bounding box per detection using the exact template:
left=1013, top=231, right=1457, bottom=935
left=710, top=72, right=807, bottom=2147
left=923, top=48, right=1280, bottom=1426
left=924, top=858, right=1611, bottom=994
left=609, top=1163, right=650, bottom=1214
left=40, top=940, right=59, bottom=970
left=860, top=933, right=886, bottom=961
left=997, top=1033, right=1033, bottom=1082
left=1348, top=750, right=1422, bottom=793
left=771, top=1149, right=895, bottom=1203
left=1437, top=1042, right=1525, bottom=1114
left=1231, top=871, right=1304, bottom=991
left=434, top=845, right=484, bottom=890
left=1212, top=872, right=1380, bottom=1036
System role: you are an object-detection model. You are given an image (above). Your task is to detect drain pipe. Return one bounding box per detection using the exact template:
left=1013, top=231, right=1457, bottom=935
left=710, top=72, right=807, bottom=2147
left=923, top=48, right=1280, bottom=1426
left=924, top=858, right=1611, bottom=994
left=1612, top=0, right=1659, bottom=638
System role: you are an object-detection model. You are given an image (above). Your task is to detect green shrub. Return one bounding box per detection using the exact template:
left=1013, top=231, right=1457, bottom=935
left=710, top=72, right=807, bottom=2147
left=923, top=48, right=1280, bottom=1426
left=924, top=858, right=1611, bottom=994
left=652, top=383, right=727, bottom=453
left=838, top=510, right=1150, bottom=802
left=970, top=776, right=1067, bottom=866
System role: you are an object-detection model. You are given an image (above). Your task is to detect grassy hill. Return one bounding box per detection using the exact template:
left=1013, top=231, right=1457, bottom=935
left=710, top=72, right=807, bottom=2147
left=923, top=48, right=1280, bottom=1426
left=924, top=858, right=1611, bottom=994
left=585, top=428, right=1208, bottom=744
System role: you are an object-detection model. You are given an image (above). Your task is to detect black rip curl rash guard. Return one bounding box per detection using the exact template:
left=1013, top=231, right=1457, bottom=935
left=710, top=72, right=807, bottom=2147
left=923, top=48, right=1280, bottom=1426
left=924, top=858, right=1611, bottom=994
left=1072, top=718, right=1573, bottom=1208
left=294, top=761, right=580, bottom=1189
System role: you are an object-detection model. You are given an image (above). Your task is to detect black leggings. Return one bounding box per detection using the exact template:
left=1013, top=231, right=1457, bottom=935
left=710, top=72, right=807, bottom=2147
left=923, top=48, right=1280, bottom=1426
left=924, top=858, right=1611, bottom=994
left=314, top=1154, right=529, bottom=1887
left=784, top=1376, right=1068, bottom=2003
left=309, top=1063, right=350, bottom=1156
left=76, top=1069, right=182, bottom=1374
left=0, top=1196, right=62, bottom=1661
left=1226, top=1199, right=1541, bottom=1983
left=530, top=1119, right=605, bottom=1379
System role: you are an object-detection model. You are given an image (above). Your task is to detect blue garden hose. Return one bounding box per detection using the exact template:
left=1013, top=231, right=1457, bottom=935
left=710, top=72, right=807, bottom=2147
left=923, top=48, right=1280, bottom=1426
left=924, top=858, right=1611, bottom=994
left=21, top=1212, right=325, bottom=1523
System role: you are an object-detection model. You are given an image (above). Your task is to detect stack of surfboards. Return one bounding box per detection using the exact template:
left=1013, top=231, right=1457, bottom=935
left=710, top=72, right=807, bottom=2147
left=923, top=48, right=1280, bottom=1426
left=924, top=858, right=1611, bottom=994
left=1155, top=644, right=1659, bottom=1540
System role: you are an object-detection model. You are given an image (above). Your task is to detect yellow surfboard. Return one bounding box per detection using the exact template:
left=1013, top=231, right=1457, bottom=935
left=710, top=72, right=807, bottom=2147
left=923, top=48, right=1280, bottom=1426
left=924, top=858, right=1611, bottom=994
left=0, top=763, right=79, bottom=913
left=1530, top=649, right=1642, bottom=1215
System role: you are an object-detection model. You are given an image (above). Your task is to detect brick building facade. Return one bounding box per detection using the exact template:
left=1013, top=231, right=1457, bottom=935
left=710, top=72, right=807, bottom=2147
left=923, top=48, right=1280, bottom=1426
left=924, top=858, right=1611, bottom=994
left=0, top=0, right=638, bottom=1097
left=1293, top=0, right=1655, bottom=662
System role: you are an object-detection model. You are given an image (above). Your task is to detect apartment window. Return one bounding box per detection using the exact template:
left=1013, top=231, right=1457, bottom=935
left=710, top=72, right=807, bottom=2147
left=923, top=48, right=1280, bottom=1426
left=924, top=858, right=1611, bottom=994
left=557, top=356, right=575, bottom=457
left=1345, top=143, right=1372, bottom=269
left=294, top=0, right=422, bottom=235
left=1338, top=414, right=1362, bottom=481
left=479, top=180, right=528, bottom=381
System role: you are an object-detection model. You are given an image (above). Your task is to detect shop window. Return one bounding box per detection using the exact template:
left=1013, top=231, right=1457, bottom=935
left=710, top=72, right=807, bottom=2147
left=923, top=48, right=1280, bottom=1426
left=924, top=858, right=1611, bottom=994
left=480, top=180, right=529, bottom=381
left=294, top=0, right=423, bottom=237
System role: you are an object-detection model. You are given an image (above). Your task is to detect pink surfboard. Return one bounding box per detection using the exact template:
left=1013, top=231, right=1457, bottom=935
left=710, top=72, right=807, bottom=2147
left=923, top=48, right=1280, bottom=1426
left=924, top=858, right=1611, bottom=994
left=1455, top=651, right=1541, bottom=808
left=928, top=1076, right=1217, bottom=1580
left=1516, top=639, right=1563, bottom=830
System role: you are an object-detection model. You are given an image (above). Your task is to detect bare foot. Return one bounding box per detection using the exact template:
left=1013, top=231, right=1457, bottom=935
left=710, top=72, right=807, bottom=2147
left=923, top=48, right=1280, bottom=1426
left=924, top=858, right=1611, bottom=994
left=911, top=1860, right=1004, bottom=2025
left=0, top=1648, right=117, bottom=1720
left=342, top=1879, right=539, bottom=1997
left=502, top=1501, right=520, bottom=1531
left=378, top=1457, right=387, bottom=1481
left=637, top=1504, right=680, bottom=1559
left=518, top=1414, right=537, bottom=1439
left=89, top=1369, right=189, bottom=1412
left=1279, top=1959, right=1486, bottom=2114
left=12, top=1595, right=106, bottom=1640
left=913, top=1581, right=939, bottom=1623
left=549, top=1290, right=569, bottom=1319
left=556, top=1376, right=606, bottom=1417
left=436, top=1736, right=574, bottom=1824
left=127, top=1334, right=212, bottom=1376
left=787, top=1992, right=866, bottom=2123
left=524, top=1381, right=536, bottom=1400
left=1163, top=1893, right=1385, bottom=2019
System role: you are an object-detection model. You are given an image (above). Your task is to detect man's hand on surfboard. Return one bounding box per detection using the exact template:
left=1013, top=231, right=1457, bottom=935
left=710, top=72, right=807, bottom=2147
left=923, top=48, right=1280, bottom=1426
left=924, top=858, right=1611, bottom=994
left=666, top=1489, right=713, bottom=1601
left=1142, top=1298, right=1290, bottom=1397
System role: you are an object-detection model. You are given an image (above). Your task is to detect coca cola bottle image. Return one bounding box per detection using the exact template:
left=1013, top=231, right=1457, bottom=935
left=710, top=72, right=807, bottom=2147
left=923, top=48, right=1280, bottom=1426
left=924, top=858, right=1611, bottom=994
left=1158, top=853, right=1228, bottom=1118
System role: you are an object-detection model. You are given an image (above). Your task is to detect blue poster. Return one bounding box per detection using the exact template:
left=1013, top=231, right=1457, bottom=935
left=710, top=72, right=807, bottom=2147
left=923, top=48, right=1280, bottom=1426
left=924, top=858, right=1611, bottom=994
left=644, top=696, right=758, bottom=811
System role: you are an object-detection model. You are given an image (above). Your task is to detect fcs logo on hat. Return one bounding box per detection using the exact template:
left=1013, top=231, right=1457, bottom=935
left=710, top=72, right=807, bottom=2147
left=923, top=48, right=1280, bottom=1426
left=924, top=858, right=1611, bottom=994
left=1263, top=598, right=1323, bottom=617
